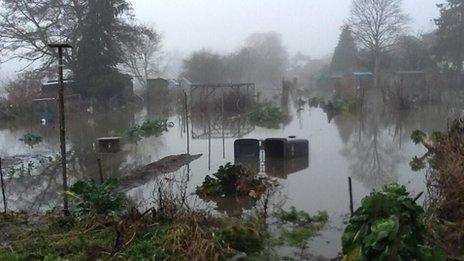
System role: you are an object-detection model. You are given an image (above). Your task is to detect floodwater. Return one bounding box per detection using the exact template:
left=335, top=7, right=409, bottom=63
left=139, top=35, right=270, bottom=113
left=0, top=90, right=461, bottom=258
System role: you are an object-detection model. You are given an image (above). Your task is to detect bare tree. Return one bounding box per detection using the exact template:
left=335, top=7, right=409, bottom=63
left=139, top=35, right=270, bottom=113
left=121, top=25, right=163, bottom=89
left=0, top=0, right=150, bottom=75
left=0, top=0, right=86, bottom=71
left=348, top=0, right=408, bottom=86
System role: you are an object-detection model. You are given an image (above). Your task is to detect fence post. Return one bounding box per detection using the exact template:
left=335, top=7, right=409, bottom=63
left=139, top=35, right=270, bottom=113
left=0, top=158, right=7, bottom=214
left=348, top=177, right=354, bottom=215
left=97, top=158, right=104, bottom=183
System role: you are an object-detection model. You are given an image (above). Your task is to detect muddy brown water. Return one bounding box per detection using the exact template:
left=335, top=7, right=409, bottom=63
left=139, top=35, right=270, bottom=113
left=0, top=100, right=460, bottom=258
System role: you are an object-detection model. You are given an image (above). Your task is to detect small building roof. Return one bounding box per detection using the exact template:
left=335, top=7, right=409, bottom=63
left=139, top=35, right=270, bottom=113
left=42, top=80, right=74, bottom=86
left=395, top=70, right=425, bottom=75
left=32, top=98, right=56, bottom=102
left=353, top=72, right=373, bottom=76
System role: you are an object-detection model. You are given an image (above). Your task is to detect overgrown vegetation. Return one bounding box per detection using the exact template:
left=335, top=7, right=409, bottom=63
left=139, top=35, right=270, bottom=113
left=196, top=163, right=273, bottom=199
left=0, top=172, right=326, bottom=260
left=68, top=178, right=126, bottom=219
left=412, top=119, right=464, bottom=258
left=342, top=183, right=445, bottom=260
left=125, top=119, right=171, bottom=142
left=249, top=104, right=285, bottom=129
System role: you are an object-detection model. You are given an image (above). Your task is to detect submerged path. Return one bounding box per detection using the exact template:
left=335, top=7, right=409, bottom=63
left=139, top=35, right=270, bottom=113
left=118, top=154, right=202, bottom=191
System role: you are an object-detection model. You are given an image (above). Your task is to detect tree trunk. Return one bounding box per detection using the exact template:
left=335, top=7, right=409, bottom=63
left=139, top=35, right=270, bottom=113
left=374, top=52, right=381, bottom=89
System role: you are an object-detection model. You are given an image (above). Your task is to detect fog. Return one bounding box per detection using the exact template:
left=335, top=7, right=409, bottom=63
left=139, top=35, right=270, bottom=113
left=0, top=0, right=440, bottom=79
left=131, top=0, right=439, bottom=56
left=2, top=0, right=464, bottom=259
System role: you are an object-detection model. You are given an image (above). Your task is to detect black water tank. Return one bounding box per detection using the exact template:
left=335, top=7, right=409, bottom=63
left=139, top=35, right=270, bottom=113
left=234, top=139, right=261, bottom=173
left=264, top=138, right=308, bottom=159
left=234, top=139, right=260, bottom=159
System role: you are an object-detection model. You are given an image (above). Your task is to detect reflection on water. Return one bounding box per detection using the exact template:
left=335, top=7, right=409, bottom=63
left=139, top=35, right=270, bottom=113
left=0, top=88, right=463, bottom=257
left=266, top=157, right=309, bottom=179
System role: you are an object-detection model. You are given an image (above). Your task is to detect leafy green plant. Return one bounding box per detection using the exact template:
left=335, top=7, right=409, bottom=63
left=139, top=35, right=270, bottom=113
left=249, top=105, right=285, bottom=129
left=342, top=183, right=446, bottom=260
left=196, top=163, right=270, bottom=199
left=68, top=178, right=126, bottom=218
left=19, top=133, right=42, bottom=147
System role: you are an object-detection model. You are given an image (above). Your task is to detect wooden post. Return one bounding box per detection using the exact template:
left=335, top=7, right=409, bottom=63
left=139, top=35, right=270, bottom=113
left=48, top=43, right=73, bottom=214
left=208, top=112, right=212, bottom=171
left=97, top=158, right=104, bottom=183
left=348, top=177, right=354, bottom=215
left=184, top=91, right=190, bottom=154
left=221, top=88, right=225, bottom=159
left=0, top=158, right=7, bottom=214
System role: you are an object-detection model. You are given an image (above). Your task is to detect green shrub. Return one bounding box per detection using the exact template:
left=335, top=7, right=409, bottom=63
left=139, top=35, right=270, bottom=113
left=196, top=163, right=269, bottom=199
left=342, top=183, right=446, bottom=260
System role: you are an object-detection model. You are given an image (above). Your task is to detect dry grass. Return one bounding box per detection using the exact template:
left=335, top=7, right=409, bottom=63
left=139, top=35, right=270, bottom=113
left=163, top=219, right=232, bottom=261
left=422, top=119, right=464, bottom=257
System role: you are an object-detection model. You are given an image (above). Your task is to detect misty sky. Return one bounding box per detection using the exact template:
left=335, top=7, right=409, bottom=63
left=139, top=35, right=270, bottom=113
left=0, top=0, right=443, bottom=79
left=132, top=0, right=441, bottom=58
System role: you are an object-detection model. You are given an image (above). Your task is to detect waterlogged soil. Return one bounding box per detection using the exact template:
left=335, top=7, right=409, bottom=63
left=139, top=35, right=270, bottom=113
left=0, top=100, right=459, bottom=258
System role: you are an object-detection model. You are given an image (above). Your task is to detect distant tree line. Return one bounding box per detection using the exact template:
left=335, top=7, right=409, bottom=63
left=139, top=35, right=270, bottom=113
left=0, top=0, right=161, bottom=102
left=329, top=0, right=464, bottom=80
left=181, top=32, right=288, bottom=88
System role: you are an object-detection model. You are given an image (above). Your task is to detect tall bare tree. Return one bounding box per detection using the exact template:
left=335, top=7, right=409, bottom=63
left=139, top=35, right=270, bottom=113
left=348, top=0, right=408, bottom=86
left=121, top=26, right=162, bottom=89
left=0, top=0, right=151, bottom=75
left=0, top=0, right=86, bottom=71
